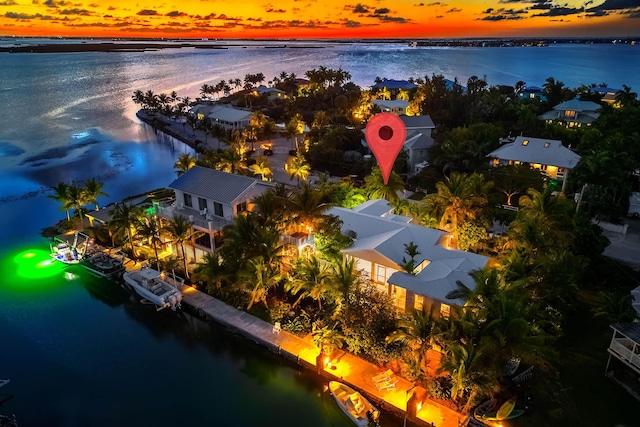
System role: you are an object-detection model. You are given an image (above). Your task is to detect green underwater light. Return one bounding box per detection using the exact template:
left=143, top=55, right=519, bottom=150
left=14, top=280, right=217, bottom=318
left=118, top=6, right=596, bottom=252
left=11, top=248, right=67, bottom=280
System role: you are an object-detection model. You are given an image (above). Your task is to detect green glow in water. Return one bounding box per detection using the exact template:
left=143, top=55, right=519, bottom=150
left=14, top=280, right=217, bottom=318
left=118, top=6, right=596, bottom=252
left=10, top=248, right=67, bottom=280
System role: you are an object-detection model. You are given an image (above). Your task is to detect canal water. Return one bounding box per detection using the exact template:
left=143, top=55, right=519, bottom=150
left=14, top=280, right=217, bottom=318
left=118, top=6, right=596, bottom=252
left=0, top=132, right=381, bottom=426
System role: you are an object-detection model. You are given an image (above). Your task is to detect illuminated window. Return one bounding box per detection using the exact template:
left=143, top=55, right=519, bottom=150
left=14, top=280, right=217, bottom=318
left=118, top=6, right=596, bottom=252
left=440, top=303, right=450, bottom=318
left=522, top=140, right=529, bottom=146
left=414, top=295, right=424, bottom=311
left=375, top=265, right=387, bottom=283
left=544, top=142, right=550, bottom=148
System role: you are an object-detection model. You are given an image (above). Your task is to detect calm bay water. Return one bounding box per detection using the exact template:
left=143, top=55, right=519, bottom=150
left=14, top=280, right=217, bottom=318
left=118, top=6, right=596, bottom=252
left=1, top=40, right=639, bottom=426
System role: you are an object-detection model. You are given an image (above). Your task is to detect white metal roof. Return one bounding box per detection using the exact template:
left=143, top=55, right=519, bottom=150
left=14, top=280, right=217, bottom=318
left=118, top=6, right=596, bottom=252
left=487, top=136, right=581, bottom=169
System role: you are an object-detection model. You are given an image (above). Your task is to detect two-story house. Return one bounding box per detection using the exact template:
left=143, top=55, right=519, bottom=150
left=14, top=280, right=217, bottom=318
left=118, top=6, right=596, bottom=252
left=327, top=199, right=489, bottom=316
left=487, top=136, right=581, bottom=192
left=158, top=166, right=274, bottom=262
left=539, top=98, right=601, bottom=128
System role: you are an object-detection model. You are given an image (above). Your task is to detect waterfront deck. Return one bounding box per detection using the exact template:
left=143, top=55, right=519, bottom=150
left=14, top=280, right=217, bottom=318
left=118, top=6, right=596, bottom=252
left=181, top=286, right=465, bottom=427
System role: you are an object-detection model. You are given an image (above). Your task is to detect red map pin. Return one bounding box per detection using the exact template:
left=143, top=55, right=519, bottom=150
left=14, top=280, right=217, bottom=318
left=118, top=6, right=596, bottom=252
left=365, top=113, right=407, bottom=185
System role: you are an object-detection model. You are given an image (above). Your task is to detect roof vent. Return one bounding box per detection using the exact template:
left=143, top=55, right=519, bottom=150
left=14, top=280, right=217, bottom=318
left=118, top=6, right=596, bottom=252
left=522, top=140, right=529, bottom=146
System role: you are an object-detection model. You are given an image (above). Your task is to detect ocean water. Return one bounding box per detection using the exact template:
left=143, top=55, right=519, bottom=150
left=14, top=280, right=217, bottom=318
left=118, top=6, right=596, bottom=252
left=1, top=41, right=639, bottom=426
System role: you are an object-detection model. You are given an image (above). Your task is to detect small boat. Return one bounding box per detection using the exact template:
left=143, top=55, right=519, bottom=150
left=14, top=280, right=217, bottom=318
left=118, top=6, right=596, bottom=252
left=50, top=239, right=80, bottom=264
left=122, top=266, right=182, bottom=311
left=483, top=397, right=517, bottom=421
left=473, top=398, right=496, bottom=419
left=329, top=381, right=380, bottom=427
left=80, top=251, right=125, bottom=279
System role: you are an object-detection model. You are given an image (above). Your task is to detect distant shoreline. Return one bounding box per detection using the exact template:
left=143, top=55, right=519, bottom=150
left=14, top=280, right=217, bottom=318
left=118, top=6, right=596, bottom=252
left=0, top=37, right=637, bottom=53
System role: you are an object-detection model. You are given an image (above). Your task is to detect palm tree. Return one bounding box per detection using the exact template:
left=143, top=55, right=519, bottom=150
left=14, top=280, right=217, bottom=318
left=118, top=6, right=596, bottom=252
left=66, top=182, right=89, bottom=228
left=216, top=149, right=243, bottom=174
left=237, top=256, right=281, bottom=310
left=163, top=215, right=196, bottom=279
left=288, top=256, right=334, bottom=310
left=311, top=321, right=345, bottom=358
left=363, top=166, right=404, bottom=202
left=48, top=182, right=71, bottom=221
left=83, top=178, right=107, bottom=211
left=285, top=152, right=311, bottom=185
left=330, top=257, right=361, bottom=315
left=386, top=305, right=439, bottom=355
left=136, top=214, right=164, bottom=270
left=615, top=84, right=637, bottom=107
left=422, top=172, right=487, bottom=234
left=193, top=253, right=231, bottom=295
left=286, top=183, right=332, bottom=231
left=174, top=153, right=197, bottom=176
left=110, top=202, right=143, bottom=259
left=249, top=156, right=273, bottom=181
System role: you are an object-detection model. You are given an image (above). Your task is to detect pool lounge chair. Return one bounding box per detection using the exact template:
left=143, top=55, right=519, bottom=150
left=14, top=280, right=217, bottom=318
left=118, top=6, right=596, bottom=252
left=375, top=377, right=398, bottom=391
left=371, top=369, right=393, bottom=383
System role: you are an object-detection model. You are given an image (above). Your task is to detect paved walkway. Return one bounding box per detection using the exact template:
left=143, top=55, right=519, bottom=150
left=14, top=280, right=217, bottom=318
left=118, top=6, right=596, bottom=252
left=181, top=286, right=465, bottom=427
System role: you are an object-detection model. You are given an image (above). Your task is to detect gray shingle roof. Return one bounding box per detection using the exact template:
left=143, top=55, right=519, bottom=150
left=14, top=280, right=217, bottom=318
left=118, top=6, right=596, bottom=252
left=488, top=136, right=581, bottom=169
left=400, top=115, right=435, bottom=130
left=612, top=323, right=640, bottom=344
left=168, top=166, right=259, bottom=204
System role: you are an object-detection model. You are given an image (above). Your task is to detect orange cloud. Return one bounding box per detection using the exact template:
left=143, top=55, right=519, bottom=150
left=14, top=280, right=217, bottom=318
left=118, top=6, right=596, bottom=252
left=0, top=0, right=638, bottom=37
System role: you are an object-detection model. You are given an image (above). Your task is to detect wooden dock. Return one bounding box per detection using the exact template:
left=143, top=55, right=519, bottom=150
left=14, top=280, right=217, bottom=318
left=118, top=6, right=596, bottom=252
left=181, top=286, right=466, bottom=427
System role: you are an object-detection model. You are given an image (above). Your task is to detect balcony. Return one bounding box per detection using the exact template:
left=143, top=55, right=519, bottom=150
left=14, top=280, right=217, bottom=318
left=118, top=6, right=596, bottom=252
left=157, top=201, right=232, bottom=232
left=280, top=231, right=315, bottom=248
left=609, top=338, right=640, bottom=374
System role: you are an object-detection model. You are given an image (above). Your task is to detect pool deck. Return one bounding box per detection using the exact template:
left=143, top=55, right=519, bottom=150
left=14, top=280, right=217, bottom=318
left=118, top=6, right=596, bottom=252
left=180, top=285, right=470, bottom=427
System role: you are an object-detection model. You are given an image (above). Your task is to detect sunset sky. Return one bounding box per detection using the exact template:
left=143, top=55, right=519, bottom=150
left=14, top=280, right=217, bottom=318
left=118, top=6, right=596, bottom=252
left=1, top=0, right=639, bottom=38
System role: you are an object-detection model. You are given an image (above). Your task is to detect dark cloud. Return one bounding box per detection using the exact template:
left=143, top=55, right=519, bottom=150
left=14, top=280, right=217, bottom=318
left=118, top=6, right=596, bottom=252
left=374, top=7, right=390, bottom=13
left=620, top=8, right=640, bottom=16
left=0, top=0, right=18, bottom=5
left=353, top=3, right=369, bottom=13
left=435, top=14, right=444, bottom=18
left=532, top=6, right=582, bottom=16
left=137, top=9, right=158, bottom=16
left=378, top=15, right=408, bottom=22
left=447, top=7, right=461, bottom=12
left=427, top=2, right=442, bottom=5
left=343, top=19, right=361, bottom=26
left=588, top=0, right=640, bottom=12
left=59, top=8, right=90, bottom=15
left=88, top=3, right=98, bottom=7
left=166, top=10, right=188, bottom=17
left=415, top=3, right=425, bottom=6
left=107, top=6, right=115, bottom=10
left=266, top=8, right=286, bottom=12
left=483, top=7, right=494, bottom=13
left=585, top=9, right=608, bottom=16
left=4, top=11, right=54, bottom=19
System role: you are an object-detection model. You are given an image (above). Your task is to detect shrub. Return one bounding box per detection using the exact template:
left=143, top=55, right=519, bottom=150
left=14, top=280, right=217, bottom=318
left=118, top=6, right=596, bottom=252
left=427, top=375, right=453, bottom=401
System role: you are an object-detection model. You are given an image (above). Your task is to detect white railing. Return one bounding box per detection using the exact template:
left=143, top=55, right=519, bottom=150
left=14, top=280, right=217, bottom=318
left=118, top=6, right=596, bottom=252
left=280, top=234, right=315, bottom=248
left=609, top=339, right=640, bottom=370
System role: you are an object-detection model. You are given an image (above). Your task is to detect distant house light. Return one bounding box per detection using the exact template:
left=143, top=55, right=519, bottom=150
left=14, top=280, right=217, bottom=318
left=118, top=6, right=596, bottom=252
left=522, top=140, right=529, bottom=146
left=544, top=142, right=550, bottom=147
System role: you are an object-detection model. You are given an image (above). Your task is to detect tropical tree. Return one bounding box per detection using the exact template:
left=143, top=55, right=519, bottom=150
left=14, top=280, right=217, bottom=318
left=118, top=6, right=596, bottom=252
left=615, top=84, right=637, bottom=108
left=249, top=156, right=273, bottom=181
left=66, top=182, right=89, bottom=228
left=83, top=178, right=108, bottom=211
left=312, top=320, right=345, bottom=358
left=330, top=257, right=361, bottom=315
left=237, top=256, right=281, bottom=310
left=110, top=202, right=143, bottom=259
left=136, top=214, right=164, bottom=270
left=285, top=183, right=332, bottom=231
left=48, top=182, right=71, bottom=221
left=193, top=253, right=231, bottom=295
left=363, top=166, right=405, bottom=202
left=386, top=305, right=439, bottom=356
left=163, top=215, right=196, bottom=279
left=173, top=153, right=197, bottom=177
left=288, top=256, right=334, bottom=310
left=285, top=152, right=311, bottom=185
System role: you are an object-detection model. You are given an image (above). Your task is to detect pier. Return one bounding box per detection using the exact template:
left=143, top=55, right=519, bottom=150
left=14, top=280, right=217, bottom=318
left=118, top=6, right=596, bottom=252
left=180, top=285, right=467, bottom=427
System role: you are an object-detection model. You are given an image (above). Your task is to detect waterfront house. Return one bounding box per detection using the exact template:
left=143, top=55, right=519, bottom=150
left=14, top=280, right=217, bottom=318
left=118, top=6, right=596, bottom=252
left=327, top=200, right=489, bottom=316
left=372, top=99, right=410, bottom=115
left=517, top=85, right=547, bottom=102
left=487, top=136, right=581, bottom=191
left=539, top=98, right=601, bottom=128
left=607, top=323, right=640, bottom=376
left=157, top=166, right=274, bottom=262
left=206, top=105, right=254, bottom=130
left=371, top=79, right=417, bottom=91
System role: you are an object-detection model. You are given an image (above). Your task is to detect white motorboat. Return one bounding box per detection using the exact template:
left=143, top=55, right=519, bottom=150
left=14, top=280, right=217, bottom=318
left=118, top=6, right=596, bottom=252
left=80, top=251, right=126, bottom=279
left=329, top=381, right=380, bottom=427
left=122, top=266, right=182, bottom=311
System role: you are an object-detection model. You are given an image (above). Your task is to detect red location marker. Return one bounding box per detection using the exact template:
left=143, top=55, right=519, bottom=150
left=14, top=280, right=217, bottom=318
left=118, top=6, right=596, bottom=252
left=365, top=112, right=407, bottom=185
